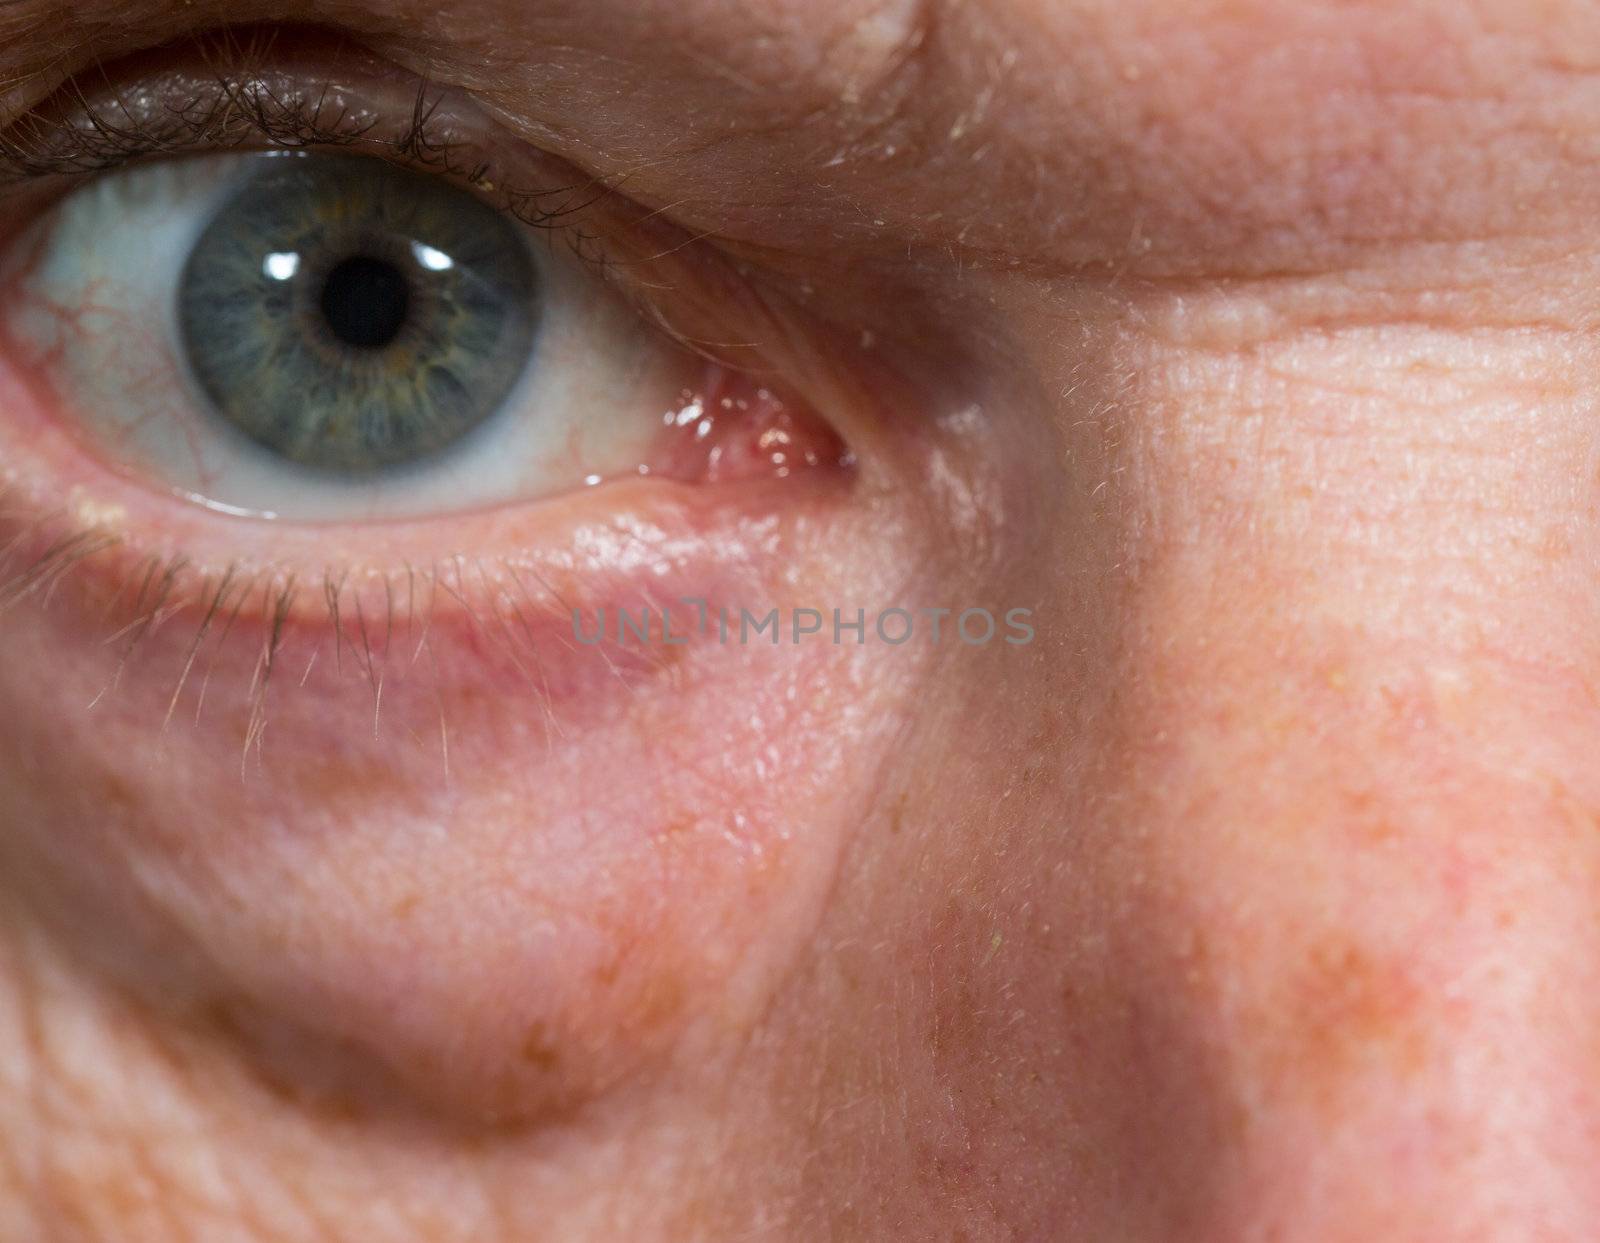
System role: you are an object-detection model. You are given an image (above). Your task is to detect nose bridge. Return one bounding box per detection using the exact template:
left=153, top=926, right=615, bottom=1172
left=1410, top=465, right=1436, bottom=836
left=1100, top=319, right=1600, bottom=1235
left=1117, top=308, right=1600, bottom=926
left=1106, top=618, right=1600, bottom=1237
left=1130, top=314, right=1600, bottom=652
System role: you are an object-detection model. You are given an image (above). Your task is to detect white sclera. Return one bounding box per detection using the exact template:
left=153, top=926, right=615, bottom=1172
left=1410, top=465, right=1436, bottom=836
left=1, top=152, right=685, bottom=521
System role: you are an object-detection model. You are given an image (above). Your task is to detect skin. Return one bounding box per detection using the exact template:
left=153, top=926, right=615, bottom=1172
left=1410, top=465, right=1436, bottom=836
left=3, top=0, right=1600, bottom=1239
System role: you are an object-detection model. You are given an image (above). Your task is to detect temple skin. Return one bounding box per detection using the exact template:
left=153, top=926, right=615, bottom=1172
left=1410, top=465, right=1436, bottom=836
left=5, top=0, right=1600, bottom=1240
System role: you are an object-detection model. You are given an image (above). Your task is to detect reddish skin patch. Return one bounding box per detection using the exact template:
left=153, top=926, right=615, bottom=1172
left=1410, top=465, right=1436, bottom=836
left=1261, top=938, right=1430, bottom=1112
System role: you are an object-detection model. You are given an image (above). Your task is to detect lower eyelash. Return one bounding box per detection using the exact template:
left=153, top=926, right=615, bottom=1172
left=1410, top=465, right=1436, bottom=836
left=0, top=498, right=687, bottom=776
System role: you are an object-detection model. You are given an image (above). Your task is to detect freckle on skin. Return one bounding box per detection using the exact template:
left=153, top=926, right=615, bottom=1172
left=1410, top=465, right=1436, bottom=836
left=1256, top=938, right=1429, bottom=1112
left=96, top=772, right=137, bottom=813
left=652, top=817, right=696, bottom=848
left=520, top=1022, right=560, bottom=1070
left=630, top=971, right=687, bottom=1032
left=1179, top=928, right=1211, bottom=987
left=1354, top=820, right=1402, bottom=848
left=285, top=753, right=421, bottom=813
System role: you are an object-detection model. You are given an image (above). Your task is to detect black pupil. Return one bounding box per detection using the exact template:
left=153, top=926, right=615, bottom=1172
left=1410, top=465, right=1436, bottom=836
left=319, top=255, right=411, bottom=350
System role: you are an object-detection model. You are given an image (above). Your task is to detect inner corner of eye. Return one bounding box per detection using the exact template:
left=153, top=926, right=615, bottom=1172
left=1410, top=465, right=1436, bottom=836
left=646, top=368, right=853, bottom=489
left=0, top=147, right=852, bottom=522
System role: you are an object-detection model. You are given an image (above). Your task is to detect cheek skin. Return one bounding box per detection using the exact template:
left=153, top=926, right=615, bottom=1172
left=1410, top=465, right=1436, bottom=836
left=1086, top=594, right=1600, bottom=1238
left=0, top=479, right=924, bottom=1126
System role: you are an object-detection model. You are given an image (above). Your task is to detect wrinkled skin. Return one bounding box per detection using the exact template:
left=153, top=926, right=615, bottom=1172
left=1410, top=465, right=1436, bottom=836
left=4, top=0, right=1600, bottom=1239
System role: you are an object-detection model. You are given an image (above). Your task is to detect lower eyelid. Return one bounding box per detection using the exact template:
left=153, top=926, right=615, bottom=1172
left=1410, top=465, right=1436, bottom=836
left=0, top=288, right=856, bottom=711
left=0, top=472, right=858, bottom=757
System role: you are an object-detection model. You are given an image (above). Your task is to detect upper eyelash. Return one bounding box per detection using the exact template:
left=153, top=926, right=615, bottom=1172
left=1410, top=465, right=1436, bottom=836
left=0, top=37, right=616, bottom=235
left=0, top=34, right=748, bottom=354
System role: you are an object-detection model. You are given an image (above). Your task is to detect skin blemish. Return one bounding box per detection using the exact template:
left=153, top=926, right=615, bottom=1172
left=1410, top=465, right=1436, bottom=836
left=1255, top=937, right=1430, bottom=1113
left=520, top=1022, right=561, bottom=1071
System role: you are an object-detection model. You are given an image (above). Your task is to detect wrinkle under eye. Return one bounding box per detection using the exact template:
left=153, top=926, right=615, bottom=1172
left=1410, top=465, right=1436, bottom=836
left=178, top=153, right=539, bottom=475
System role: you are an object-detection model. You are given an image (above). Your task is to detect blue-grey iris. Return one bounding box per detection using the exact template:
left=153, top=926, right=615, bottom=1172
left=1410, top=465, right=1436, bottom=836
left=177, top=154, right=538, bottom=474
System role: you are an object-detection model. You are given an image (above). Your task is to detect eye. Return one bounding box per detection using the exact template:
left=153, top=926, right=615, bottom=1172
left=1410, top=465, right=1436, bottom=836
left=179, top=153, right=539, bottom=475
left=1, top=143, right=771, bottom=521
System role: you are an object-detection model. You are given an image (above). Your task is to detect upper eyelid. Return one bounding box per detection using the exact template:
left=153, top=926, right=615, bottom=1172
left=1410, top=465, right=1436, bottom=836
left=0, top=7, right=1021, bottom=287
left=0, top=54, right=618, bottom=235
left=0, top=42, right=799, bottom=359
left=0, top=33, right=888, bottom=425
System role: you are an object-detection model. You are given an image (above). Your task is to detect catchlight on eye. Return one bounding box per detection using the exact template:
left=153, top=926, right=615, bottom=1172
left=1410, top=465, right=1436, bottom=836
left=178, top=156, right=539, bottom=474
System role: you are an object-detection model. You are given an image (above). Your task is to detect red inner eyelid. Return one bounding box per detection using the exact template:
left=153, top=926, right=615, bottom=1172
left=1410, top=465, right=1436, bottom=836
left=0, top=218, right=859, bottom=712
left=0, top=292, right=857, bottom=741
left=0, top=267, right=853, bottom=726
